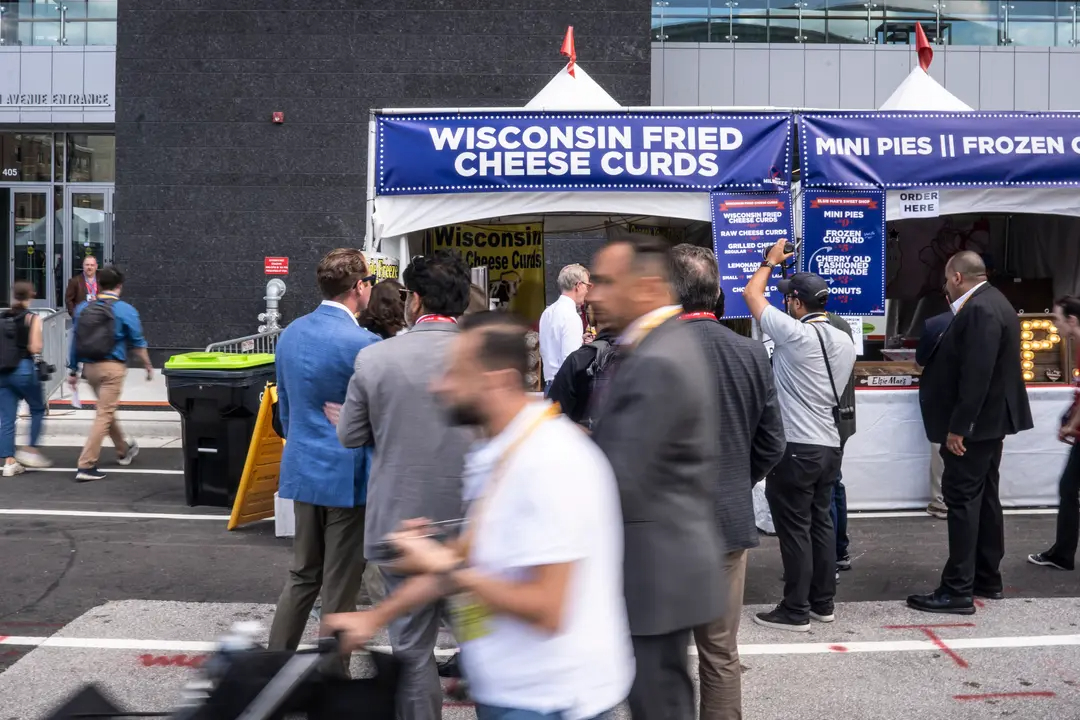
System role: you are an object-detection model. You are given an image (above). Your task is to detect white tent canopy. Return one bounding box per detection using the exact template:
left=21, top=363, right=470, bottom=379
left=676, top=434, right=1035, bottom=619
left=367, top=63, right=713, bottom=248
left=879, top=66, right=1078, bottom=220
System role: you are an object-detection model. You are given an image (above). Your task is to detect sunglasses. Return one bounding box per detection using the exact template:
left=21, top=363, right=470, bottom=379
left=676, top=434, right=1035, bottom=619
left=360, top=274, right=377, bottom=287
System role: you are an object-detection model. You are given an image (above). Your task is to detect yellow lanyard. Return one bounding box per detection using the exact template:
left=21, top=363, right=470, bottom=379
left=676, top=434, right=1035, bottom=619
left=458, top=404, right=561, bottom=558
left=625, top=306, right=683, bottom=347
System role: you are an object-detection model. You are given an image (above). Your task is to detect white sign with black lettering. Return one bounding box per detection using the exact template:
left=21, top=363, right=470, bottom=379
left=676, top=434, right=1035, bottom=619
left=840, top=316, right=864, bottom=356
left=896, top=190, right=940, bottom=219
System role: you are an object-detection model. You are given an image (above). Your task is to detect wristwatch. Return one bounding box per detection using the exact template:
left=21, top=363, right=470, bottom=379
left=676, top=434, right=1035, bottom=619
left=760, top=260, right=778, bottom=271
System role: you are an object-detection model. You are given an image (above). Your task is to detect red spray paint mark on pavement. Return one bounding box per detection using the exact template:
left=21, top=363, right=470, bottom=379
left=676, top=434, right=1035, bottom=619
left=883, top=623, right=975, bottom=630
left=974, top=600, right=986, bottom=608
left=920, top=628, right=969, bottom=668
left=0, top=636, right=8, bottom=644
left=954, top=692, right=1055, bottom=701
left=138, top=654, right=207, bottom=668
left=828, top=645, right=849, bottom=652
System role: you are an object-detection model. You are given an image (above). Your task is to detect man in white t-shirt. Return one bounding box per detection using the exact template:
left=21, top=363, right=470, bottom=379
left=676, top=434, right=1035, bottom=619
left=539, top=264, right=591, bottom=393
left=325, top=311, right=633, bottom=720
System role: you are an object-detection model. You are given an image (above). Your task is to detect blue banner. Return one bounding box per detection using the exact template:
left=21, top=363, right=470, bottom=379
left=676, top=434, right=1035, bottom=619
left=801, top=190, right=886, bottom=316
left=711, top=191, right=794, bottom=319
left=376, top=113, right=793, bottom=195
left=800, top=112, right=1080, bottom=189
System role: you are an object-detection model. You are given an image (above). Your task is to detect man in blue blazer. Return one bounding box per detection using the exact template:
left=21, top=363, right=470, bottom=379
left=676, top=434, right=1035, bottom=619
left=917, top=309, right=953, bottom=519
left=268, top=249, right=381, bottom=655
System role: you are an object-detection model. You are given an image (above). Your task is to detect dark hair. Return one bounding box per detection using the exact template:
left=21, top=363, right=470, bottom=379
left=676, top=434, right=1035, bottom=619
left=715, top=285, right=725, bottom=318
left=11, top=280, right=35, bottom=308
left=97, top=266, right=124, bottom=291
left=317, top=249, right=368, bottom=300
left=402, top=251, right=471, bottom=317
left=457, top=311, right=529, bottom=386
left=670, top=244, right=719, bottom=313
left=358, top=279, right=406, bottom=339
left=606, top=233, right=674, bottom=282
left=1055, top=295, right=1080, bottom=321
left=800, top=296, right=827, bottom=313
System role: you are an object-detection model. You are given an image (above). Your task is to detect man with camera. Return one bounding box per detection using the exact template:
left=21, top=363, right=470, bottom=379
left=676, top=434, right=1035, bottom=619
left=743, top=239, right=856, bottom=632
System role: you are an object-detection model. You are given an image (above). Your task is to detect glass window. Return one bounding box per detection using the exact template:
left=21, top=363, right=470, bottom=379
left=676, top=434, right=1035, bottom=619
left=731, top=0, right=770, bottom=42
left=1007, top=1, right=1059, bottom=46
left=66, top=134, right=114, bottom=183
left=87, top=0, right=117, bottom=19
left=53, top=132, right=63, bottom=181
left=0, top=133, right=53, bottom=182
left=941, top=0, right=1001, bottom=46
left=770, top=1, right=827, bottom=44
left=84, top=18, right=115, bottom=44
left=880, top=0, right=942, bottom=45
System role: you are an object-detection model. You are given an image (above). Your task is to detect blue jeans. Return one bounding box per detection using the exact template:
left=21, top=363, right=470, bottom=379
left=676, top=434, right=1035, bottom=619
left=830, top=473, right=849, bottom=560
left=0, top=358, right=45, bottom=457
left=476, top=706, right=613, bottom=720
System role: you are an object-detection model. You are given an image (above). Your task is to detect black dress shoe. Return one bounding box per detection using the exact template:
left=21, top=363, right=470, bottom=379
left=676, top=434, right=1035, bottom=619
left=906, top=591, right=976, bottom=615
left=973, top=589, right=1005, bottom=600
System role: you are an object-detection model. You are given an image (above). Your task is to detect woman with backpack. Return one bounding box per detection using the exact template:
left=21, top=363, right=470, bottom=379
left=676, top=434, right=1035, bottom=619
left=0, top=281, right=51, bottom=476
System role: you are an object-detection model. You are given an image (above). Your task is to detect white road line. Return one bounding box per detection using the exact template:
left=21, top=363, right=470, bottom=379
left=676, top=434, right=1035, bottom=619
left=27, top=467, right=184, bottom=475
left=3, top=634, right=1079, bottom=657
left=850, top=509, right=1056, bottom=519
left=0, top=509, right=230, bottom=521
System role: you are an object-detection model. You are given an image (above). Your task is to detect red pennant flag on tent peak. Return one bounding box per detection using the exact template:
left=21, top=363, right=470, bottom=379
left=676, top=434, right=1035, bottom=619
left=915, top=22, right=933, bottom=72
left=561, top=26, right=577, bottom=78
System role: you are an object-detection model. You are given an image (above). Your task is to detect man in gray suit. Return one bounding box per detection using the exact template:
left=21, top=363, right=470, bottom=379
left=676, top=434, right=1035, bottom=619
left=589, top=235, right=726, bottom=720
left=336, top=251, right=472, bottom=720
left=671, top=244, right=786, bottom=720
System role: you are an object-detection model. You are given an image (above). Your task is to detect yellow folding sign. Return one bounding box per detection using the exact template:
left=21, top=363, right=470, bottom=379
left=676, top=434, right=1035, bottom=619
left=228, top=383, right=283, bottom=530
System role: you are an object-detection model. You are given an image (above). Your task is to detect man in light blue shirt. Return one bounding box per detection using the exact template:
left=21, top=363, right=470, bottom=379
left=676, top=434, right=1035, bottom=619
left=68, top=266, right=152, bottom=482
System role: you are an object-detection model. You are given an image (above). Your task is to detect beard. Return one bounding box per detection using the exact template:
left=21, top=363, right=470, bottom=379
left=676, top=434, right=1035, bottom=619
left=445, top=401, right=485, bottom=428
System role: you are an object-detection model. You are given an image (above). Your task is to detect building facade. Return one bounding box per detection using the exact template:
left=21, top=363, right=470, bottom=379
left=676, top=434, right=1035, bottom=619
left=2, top=1, right=1078, bottom=356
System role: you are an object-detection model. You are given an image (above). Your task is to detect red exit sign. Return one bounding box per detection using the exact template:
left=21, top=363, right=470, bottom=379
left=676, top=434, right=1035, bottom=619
left=264, top=257, right=288, bottom=275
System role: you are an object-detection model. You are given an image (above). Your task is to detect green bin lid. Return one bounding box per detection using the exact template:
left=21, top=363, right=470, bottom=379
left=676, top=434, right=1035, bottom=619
left=164, top=352, right=275, bottom=371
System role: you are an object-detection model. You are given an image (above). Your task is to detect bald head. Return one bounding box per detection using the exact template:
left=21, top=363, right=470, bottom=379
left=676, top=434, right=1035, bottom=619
left=944, top=250, right=989, bottom=302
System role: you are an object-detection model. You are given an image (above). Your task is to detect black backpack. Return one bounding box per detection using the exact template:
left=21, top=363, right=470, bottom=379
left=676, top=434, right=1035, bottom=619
left=0, top=310, right=26, bottom=373
left=75, top=300, right=117, bottom=362
left=586, top=338, right=617, bottom=379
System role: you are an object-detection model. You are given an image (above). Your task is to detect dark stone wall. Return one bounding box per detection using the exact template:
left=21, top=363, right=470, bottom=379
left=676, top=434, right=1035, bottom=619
left=114, top=1, right=650, bottom=360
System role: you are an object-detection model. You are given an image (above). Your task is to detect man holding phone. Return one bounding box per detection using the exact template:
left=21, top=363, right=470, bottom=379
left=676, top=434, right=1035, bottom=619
left=743, top=240, right=856, bottom=632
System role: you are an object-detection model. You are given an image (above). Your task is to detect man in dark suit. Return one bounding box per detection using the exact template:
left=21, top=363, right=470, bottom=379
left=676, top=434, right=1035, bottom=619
left=917, top=309, right=954, bottom=519
left=909, top=251, right=1033, bottom=614
left=589, top=235, right=725, bottom=720
left=670, top=244, right=785, bottom=720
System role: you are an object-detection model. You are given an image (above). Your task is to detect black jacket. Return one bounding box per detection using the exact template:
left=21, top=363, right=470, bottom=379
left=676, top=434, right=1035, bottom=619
left=548, top=331, right=616, bottom=425
left=916, top=311, right=952, bottom=368
left=918, top=284, right=1033, bottom=443
left=684, top=318, right=786, bottom=551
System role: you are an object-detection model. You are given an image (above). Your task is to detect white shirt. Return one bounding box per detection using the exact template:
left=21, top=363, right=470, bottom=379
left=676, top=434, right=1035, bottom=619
left=538, top=295, right=583, bottom=380
left=459, top=402, right=634, bottom=719
left=320, top=300, right=359, bottom=326
left=950, top=281, right=987, bottom=315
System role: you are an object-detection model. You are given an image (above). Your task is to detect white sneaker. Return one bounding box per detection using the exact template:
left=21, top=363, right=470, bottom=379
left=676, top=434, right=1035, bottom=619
left=16, top=449, right=52, bottom=469
left=117, top=442, right=140, bottom=466
left=3, top=462, right=25, bottom=477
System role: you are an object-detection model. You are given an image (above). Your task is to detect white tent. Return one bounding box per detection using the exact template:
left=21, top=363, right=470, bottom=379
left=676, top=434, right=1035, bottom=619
left=365, top=63, right=714, bottom=251
left=880, top=66, right=1080, bottom=221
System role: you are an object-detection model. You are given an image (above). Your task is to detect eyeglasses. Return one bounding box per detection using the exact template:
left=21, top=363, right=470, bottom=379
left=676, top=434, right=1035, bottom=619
left=399, top=288, right=409, bottom=302
left=360, top=274, right=377, bottom=287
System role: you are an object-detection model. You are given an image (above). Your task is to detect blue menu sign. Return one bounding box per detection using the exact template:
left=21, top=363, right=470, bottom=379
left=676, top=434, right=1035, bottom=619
left=801, top=189, right=886, bottom=316
left=711, top=190, right=793, bottom=319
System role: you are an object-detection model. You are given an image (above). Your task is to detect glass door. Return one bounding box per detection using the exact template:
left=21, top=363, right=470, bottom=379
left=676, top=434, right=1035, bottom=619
left=63, top=186, right=113, bottom=307
left=7, top=189, right=53, bottom=307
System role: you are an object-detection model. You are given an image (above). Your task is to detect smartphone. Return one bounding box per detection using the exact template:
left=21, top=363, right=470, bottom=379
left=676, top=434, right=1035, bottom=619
left=370, top=518, right=469, bottom=563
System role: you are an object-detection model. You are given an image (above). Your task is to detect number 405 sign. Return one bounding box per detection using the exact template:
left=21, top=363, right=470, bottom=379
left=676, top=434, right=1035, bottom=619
left=1, top=168, right=17, bottom=178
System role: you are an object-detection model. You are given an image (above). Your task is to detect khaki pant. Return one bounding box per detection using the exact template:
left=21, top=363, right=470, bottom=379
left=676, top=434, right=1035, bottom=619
left=77, top=361, right=129, bottom=469
left=268, top=501, right=366, bottom=654
left=930, top=442, right=945, bottom=506
left=694, top=549, right=749, bottom=720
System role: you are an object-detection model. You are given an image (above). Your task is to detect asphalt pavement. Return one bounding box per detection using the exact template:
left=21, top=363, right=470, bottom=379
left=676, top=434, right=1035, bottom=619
left=2, top=446, right=1079, bottom=719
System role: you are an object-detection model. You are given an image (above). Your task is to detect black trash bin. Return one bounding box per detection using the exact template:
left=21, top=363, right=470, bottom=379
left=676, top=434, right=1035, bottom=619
left=163, top=352, right=276, bottom=508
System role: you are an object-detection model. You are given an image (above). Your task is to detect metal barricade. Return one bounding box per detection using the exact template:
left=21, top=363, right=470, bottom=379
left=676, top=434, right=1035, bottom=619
left=205, top=329, right=282, bottom=355
left=36, top=309, right=70, bottom=400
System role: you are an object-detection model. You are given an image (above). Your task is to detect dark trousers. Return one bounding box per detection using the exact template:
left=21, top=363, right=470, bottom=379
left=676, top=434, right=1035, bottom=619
left=939, top=439, right=1005, bottom=596
left=629, top=629, right=694, bottom=720
left=830, top=473, right=849, bottom=561
left=1046, top=441, right=1080, bottom=570
left=766, top=442, right=843, bottom=619
left=268, top=502, right=367, bottom=653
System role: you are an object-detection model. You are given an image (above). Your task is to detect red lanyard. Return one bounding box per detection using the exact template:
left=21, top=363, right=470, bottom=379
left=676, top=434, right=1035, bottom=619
left=680, top=311, right=716, bottom=321
left=415, top=314, right=457, bottom=325
left=85, top=275, right=97, bottom=297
